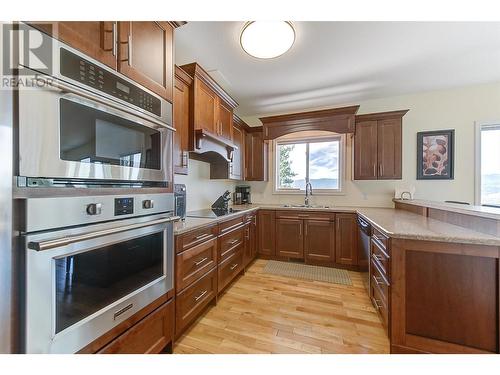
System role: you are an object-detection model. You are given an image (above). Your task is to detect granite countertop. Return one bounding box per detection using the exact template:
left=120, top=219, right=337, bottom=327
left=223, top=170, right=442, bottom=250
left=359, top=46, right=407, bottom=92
left=174, top=204, right=500, bottom=246
left=394, top=198, right=500, bottom=220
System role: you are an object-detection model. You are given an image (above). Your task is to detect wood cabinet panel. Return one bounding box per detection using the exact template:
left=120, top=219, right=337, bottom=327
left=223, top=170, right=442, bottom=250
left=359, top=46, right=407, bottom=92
left=335, top=213, right=358, bottom=265
left=244, top=215, right=257, bottom=267
left=218, top=249, right=244, bottom=293
left=354, top=121, right=378, bottom=180
left=118, top=22, right=173, bottom=102
left=193, top=79, right=218, bottom=134
left=176, top=238, right=217, bottom=292
left=173, top=67, right=192, bottom=175
left=304, top=219, right=336, bottom=263
left=258, top=210, right=276, bottom=257
left=276, top=218, right=304, bottom=259
left=176, top=268, right=217, bottom=336
left=377, top=118, right=402, bottom=179
left=245, top=129, right=268, bottom=181
left=29, top=21, right=117, bottom=69
left=176, top=224, right=217, bottom=254
left=218, top=100, right=233, bottom=140
left=218, top=226, right=245, bottom=262
left=99, top=299, right=173, bottom=354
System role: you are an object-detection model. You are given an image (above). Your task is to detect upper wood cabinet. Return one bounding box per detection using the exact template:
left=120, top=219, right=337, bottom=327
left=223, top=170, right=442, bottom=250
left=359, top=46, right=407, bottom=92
left=354, top=110, right=408, bottom=180
left=245, top=128, right=268, bottom=181
left=28, top=22, right=117, bottom=69
left=28, top=21, right=177, bottom=103
left=118, top=22, right=174, bottom=103
left=335, top=213, right=358, bottom=265
left=180, top=63, right=238, bottom=143
left=173, top=66, right=192, bottom=175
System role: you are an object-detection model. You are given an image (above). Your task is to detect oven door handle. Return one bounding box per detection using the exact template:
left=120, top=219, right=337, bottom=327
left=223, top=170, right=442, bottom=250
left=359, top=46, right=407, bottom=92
left=28, top=216, right=181, bottom=252
left=40, top=75, right=175, bottom=132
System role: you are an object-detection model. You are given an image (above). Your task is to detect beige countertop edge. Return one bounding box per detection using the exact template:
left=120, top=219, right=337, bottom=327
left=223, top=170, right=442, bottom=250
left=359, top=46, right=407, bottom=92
left=393, top=198, right=500, bottom=221
left=174, top=204, right=500, bottom=246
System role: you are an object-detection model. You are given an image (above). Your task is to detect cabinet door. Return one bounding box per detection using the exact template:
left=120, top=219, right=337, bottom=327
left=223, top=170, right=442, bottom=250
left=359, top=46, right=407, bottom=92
left=193, top=79, right=218, bottom=134
left=218, top=100, right=233, bottom=141
left=377, top=118, right=402, bottom=179
left=244, top=131, right=254, bottom=180
left=354, top=121, right=378, bottom=180
left=304, top=219, right=336, bottom=263
left=29, top=22, right=117, bottom=69
left=118, top=22, right=173, bottom=102
left=335, top=214, right=358, bottom=265
left=173, top=74, right=190, bottom=175
left=247, top=131, right=268, bottom=181
left=276, top=218, right=304, bottom=259
left=258, top=210, right=275, bottom=257
left=230, top=124, right=244, bottom=180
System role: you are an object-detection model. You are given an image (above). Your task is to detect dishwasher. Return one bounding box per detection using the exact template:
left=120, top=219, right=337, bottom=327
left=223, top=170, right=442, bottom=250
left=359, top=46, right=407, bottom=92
left=357, top=216, right=372, bottom=294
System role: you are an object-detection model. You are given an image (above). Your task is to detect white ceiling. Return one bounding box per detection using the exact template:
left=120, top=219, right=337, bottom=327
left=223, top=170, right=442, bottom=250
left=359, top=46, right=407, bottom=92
left=175, top=22, right=500, bottom=120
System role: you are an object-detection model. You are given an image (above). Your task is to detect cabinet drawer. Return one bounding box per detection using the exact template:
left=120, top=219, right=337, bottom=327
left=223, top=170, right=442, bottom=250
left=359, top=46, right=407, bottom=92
left=176, top=224, right=217, bottom=254
left=275, top=210, right=335, bottom=221
left=99, top=299, right=173, bottom=354
left=176, top=238, right=217, bottom=292
left=218, top=249, right=243, bottom=293
left=371, top=259, right=390, bottom=303
left=218, top=226, right=245, bottom=261
left=219, top=214, right=246, bottom=234
left=372, top=227, right=389, bottom=251
left=371, top=238, right=390, bottom=278
left=371, top=277, right=389, bottom=334
left=175, top=268, right=217, bottom=336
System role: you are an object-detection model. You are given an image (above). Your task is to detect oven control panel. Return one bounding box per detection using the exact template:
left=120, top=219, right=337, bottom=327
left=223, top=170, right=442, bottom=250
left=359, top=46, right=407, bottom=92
left=59, top=48, right=161, bottom=117
left=115, top=197, right=134, bottom=216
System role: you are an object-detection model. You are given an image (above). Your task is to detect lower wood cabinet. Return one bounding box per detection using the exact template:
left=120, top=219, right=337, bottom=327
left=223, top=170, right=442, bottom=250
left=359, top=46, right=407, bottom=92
left=175, top=267, right=217, bottom=337
left=98, top=299, right=174, bottom=354
left=243, top=214, right=257, bottom=268
left=276, top=218, right=304, bottom=259
left=218, top=249, right=244, bottom=293
left=304, top=219, right=336, bottom=263
left=335, top=213, right=359, bottom=265
left=258, top=210, right=276, bottom=256
left=175, top=237, right=217, bottom=291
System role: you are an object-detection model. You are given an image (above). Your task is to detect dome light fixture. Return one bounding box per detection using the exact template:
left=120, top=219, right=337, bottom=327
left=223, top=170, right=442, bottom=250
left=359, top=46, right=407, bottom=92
left=240, top=21, right=296, bottom=59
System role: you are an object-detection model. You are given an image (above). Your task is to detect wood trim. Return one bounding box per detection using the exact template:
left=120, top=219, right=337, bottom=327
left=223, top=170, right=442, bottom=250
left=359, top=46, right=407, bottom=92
left=259, top=105, right=360, bottom=140
left=394, top=201, right=428, bottom=216
left=233, top=113, right=253, bottom=132
left=174, top=65, right=193, bottom=86
left=180, top=62, right=238, bottom=109
left=355, top=109, right=409, bottom=123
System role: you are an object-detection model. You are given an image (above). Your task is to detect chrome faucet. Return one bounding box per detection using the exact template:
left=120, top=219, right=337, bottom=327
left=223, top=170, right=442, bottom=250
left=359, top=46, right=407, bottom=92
left=305, top=182, right=313, bottom=206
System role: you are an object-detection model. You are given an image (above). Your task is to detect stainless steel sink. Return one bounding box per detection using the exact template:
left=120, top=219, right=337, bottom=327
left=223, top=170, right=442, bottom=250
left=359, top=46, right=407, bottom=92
left=282, top=204, right=332, bottom=209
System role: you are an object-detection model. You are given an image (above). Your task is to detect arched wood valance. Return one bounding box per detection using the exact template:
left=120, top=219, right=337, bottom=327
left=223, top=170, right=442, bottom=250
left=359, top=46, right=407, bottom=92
left=259, top=105, right=360, bottom=140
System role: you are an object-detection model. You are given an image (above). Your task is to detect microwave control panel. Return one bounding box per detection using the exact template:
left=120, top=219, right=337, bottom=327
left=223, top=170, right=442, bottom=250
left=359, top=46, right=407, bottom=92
left=59, top=48, right=161, bottom=117
left=115, top=197, right=134, bottom=216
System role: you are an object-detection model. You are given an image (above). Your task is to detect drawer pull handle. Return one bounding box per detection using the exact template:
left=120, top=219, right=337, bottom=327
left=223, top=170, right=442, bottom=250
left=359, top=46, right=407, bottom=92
left=373, top=254, right=384, bottom=262
left=113, top=303, right=133, bottom=320
left=374, top=299, right=383, bottom=309
left=373, top=276, right=384, bottom=286
left=194, top=233, right=211, bottom=241
left=229, top=239, right=239, bottom=245
left=194, top=290, right=208, bottom=302
left=230, top=263, right=239, bottom=270
left=194, top=257, right=208, bottom=266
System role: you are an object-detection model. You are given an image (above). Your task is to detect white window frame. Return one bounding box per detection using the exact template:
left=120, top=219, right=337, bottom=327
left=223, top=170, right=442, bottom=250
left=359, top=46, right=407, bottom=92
left=474, top=121, right=500, bottom=207
left=272, top=133, right=345, bottom=195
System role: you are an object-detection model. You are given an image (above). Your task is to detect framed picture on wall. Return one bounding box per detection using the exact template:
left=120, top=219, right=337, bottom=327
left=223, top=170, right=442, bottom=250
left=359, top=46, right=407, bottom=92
left=417, top=129, right=454, bottom=180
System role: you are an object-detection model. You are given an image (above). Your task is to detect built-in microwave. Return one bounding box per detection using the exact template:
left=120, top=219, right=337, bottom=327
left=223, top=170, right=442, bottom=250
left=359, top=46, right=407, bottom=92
left=16, top=25, right=173, bottom=188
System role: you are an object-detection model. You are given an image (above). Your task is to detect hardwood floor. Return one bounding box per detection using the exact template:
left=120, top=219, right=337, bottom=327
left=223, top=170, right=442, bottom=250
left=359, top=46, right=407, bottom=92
left=174, top=259, right=389, bottom=354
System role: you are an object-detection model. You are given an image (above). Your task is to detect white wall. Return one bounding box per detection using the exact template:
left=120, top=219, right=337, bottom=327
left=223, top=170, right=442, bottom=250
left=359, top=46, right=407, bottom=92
left=174, top=159, right=237, bottom=211
left=243, top=82, right=500, bottom=208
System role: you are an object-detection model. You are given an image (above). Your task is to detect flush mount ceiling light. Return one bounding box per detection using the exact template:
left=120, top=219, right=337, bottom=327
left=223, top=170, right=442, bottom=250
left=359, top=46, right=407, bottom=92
left=240, top=21, right=295, bottom=59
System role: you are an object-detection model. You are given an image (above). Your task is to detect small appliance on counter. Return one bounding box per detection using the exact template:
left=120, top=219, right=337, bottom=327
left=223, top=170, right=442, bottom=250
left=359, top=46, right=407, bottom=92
left=174, top=184, right=187, bottom=220
left=234, top=185, right=251, bottom=205
left=211, top=190, right=232, bottom=212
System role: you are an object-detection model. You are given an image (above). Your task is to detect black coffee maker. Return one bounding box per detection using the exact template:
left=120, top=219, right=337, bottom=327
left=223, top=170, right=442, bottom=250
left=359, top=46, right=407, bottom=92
left=233, top=185, right=251, bottom=205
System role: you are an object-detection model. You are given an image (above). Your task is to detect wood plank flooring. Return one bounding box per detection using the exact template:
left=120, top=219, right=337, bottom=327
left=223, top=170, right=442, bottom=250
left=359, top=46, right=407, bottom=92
left=174, top=259, right=389, bottom=354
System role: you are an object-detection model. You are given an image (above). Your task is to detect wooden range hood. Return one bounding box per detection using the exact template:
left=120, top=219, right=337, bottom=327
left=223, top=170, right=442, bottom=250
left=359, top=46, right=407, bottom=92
left=259, top=105, right=360, bottom=140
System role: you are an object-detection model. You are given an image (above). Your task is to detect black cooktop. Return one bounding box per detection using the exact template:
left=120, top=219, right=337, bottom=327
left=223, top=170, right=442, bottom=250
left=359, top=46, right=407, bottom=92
left=187, top=208, right=242, bottom=219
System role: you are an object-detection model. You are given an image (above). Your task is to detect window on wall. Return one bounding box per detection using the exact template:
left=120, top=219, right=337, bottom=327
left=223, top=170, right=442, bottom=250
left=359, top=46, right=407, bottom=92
left=275, top=135, right=343, bottom=193
left=477, top=124, right=500, bottom=207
